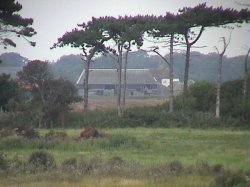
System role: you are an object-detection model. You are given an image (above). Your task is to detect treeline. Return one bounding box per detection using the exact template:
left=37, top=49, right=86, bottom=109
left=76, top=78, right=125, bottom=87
left=1, top=51, right=249, bottom=83
left=51, top=51, right=250, bottom=83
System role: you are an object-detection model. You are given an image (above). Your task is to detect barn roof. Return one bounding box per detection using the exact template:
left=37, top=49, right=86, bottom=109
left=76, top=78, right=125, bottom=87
left=76, top=69, right=159, bottom=85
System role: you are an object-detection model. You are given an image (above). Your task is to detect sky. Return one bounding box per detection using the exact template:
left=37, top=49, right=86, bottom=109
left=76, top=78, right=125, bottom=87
left=1, top=0, right=249, bottom=61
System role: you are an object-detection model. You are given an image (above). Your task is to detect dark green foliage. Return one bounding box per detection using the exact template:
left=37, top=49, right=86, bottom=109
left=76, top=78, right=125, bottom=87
left=173, top=95, right=197, bottom=111
left=28, top=150, right=55, bottom=170
left=173, top=79, right=250, bottom=122
left=41, top=78, right=81, bottom=127
left=0, top=73, right=20, bottom=110
left=0, top=0, right=36, bottom=48
left=174, top=81, right=216, bottom=112
left=64, top=106, right=245, bottom=129
left=221, top=79, right=250, bottom=120
left=182, top=81, right=215, bottom=112
left=0, top=100, right=42, bottom=129
left=17, top=60, right=80, bottom=127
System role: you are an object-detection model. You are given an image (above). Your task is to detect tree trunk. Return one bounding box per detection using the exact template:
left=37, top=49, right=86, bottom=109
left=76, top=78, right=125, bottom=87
left=243, top=49, right=250, bottom=105
left=215, top=36, right=230, bottom=118
left=183, top=26, right=204, bottom=95
left=83, top=58, right=90, bottom=113
left=215, top=55, right=223, bottom=118
left=169, top=34, right=174, bottom=113
left=83, top=50, right=95, bottom=113
left=183, top=43, right=191, bottom=95
left=117, top=47, right=123, bottom=117
left=121, top=45, right=130, bottom=115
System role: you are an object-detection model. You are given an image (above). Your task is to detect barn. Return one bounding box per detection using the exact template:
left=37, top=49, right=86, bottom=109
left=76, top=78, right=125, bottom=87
left=76, top=69, right=168, bottom=96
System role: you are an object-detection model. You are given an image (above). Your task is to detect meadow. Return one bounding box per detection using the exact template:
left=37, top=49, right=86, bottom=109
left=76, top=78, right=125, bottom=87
left=0, top=128, right=249, bottom=187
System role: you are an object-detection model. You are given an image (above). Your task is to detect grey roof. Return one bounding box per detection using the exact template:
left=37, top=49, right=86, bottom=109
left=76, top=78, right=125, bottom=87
left=77, top=69, right=158, bottom=85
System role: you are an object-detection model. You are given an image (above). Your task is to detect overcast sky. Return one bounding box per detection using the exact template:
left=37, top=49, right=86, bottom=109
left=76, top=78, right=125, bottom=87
left=1, top=0, right=249, bottom=61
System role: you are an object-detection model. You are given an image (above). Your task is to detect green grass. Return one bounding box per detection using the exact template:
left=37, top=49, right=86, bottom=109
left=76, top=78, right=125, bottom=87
left=1, top=128, right=249, bottom=170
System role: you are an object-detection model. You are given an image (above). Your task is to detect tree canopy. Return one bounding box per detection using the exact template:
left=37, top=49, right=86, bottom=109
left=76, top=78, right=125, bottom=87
left=0, top=0, right=36, bottom=48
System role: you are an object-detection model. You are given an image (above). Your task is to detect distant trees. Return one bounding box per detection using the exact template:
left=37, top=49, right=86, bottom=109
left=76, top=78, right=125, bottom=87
left=0, top=0, right=36, bottom=49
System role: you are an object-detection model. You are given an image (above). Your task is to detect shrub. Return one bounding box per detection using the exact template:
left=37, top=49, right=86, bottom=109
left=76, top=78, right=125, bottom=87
left=16, top=127, right=40, bottom=139
left=61, top=157, right=77, bottom=170
left=168, top=160, right=184, bottom=175
left=28, top=150, right=55, bottom=170
left=0, top=152, right=8, bottom=171
left=213, top=170, right=247, bottom=187
left=7, top=155, right=26, bottom=175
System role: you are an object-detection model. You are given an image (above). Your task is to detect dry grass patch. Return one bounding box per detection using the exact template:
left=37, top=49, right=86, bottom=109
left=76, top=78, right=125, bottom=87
left=72, top=97, right=165, bottom=112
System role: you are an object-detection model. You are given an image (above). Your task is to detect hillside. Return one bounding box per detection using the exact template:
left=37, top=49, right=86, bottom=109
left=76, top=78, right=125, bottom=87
left=0, top=52, right=27, bottom=78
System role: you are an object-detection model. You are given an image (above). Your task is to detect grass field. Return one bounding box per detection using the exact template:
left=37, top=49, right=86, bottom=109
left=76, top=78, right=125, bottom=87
left=0, top=128, right=249, bottom=186
left=1, top=128, right=249, bottom=169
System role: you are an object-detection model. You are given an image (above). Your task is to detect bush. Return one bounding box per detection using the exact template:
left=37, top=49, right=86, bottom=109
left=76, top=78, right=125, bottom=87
left=16, top=127, right=40, bottom=139
left=168, top=160, right=184, bottom=175
left=28, top=150, right=55, bottom=170
left=213, top=170, right=247, bottom=187
left=0, top=152, right=7, bottom=171
left=61, top=157, right=77, bottom=170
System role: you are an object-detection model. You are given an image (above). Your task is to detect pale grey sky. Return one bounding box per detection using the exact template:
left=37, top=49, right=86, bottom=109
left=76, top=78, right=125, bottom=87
left=1, top=0, right=249, bottom=61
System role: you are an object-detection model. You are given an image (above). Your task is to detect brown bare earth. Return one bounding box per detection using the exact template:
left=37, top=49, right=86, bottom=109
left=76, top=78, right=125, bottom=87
left=72, top=97, right=166, bottom=112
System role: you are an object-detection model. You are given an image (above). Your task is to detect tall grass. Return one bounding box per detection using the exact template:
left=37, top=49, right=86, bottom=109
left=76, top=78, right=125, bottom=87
left=0, top=128, right=249, bottom=170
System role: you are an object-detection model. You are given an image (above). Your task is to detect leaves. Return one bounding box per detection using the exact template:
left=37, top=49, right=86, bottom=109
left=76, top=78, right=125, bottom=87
left=0, top=0, right=36, bottom=48
left=3, top=38, right=16, bottom=48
